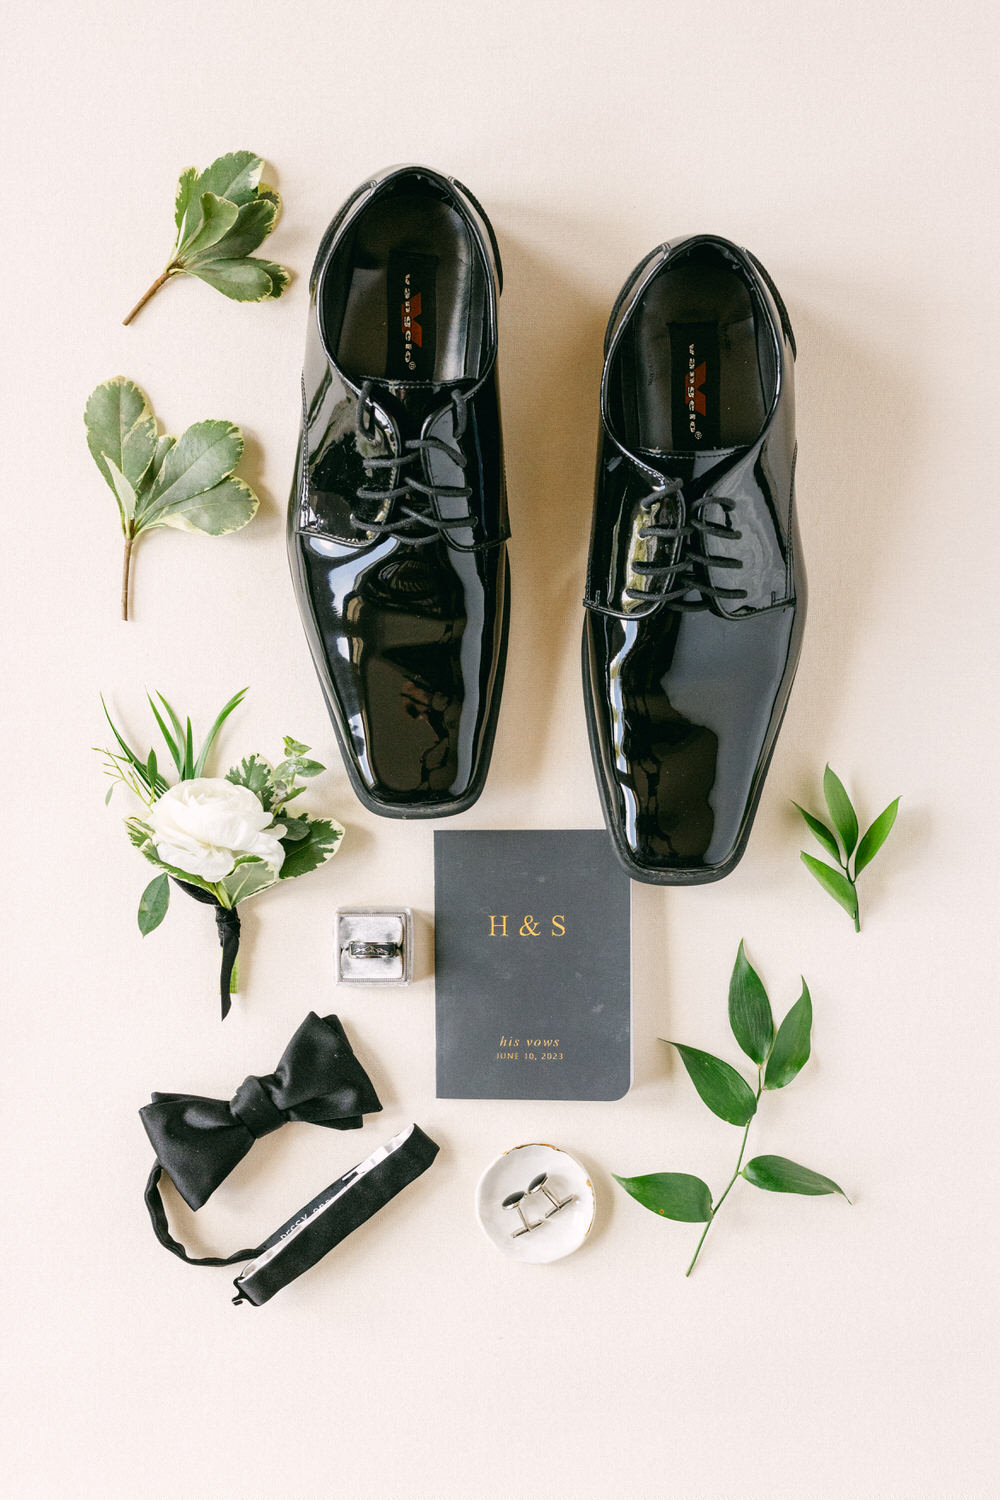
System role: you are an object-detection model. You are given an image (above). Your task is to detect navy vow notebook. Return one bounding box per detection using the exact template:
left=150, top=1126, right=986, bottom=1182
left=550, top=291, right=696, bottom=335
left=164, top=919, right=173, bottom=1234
left=434, top=830, right=632, bottom=1100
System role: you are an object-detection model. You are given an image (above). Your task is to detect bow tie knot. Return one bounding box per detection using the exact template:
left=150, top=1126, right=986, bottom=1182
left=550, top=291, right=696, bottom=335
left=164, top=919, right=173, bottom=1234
left=230, top=1075, right=286, bottom=1139
left=140, top=1013, right=382, bottom=1212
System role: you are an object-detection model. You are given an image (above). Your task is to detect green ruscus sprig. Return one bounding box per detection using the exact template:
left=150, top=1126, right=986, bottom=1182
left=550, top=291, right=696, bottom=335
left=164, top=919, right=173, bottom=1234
left=795, top=766, right=900, bottom=932
left=614, top=942, right=850, bottom=1276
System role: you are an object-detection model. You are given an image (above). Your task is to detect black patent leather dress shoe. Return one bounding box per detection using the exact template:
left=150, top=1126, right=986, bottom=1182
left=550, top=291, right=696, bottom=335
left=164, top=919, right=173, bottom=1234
left=582, top=235, right=805, bottom=883
left=288, top=166, right=509, bottom=817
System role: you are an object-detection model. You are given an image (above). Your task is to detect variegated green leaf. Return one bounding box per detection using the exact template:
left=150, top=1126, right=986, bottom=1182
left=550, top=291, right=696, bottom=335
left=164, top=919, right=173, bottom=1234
left=217, top=856, right=278, bottom=906
left=173, top=166, right=198, bottom=235
left=143, top=420, right=243, bottom=512
left=279, top=816, right=344, bottom=879
left=187, top=256, right=286, bottom=301
left=188, top=196, right=277, bottom=263
left=178, top=192, right=240, bottom=260
left=103, top=456, right=139, bottom=529
left=148, top=475, right=259, bottom=536
left=191, top=151, right=263, bottom=207
left=85, top=377, right=158, bottom=494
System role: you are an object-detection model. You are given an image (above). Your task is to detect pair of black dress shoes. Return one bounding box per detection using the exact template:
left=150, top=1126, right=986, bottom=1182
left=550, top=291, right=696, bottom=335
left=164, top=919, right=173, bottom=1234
left=288, top=165, right=804, bottom=885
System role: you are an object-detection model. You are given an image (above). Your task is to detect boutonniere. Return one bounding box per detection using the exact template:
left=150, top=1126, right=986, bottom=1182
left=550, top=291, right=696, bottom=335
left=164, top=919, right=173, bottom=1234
left=99, top=688, right=344, bottom=1018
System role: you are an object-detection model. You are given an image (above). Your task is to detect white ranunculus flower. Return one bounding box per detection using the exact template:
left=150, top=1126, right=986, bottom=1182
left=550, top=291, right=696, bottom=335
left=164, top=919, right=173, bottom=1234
left=148, top=778, right=286, bottom=883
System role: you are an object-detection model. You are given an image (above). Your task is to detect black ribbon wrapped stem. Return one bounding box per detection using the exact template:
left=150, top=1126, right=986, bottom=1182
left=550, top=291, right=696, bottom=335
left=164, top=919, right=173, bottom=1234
left=172, top=879, right=242, bottom=1020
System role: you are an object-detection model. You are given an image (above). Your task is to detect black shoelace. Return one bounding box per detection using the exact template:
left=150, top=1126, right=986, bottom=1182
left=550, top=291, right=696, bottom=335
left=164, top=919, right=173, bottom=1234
left=625, top=478, right=748, bottom=609
left=351, top=380, right=473, bottom=547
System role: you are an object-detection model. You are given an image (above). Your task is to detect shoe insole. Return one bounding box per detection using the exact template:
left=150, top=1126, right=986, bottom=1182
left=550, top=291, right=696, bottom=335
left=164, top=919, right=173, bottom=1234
left=332, top=192, right=483, bottom=385
left=620, top=254, right=773, bottom=452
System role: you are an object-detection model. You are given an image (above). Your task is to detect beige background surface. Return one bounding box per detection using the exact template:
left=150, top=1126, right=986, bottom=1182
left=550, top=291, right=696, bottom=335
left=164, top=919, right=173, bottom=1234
left=2, top=2, right=998, bottom=1496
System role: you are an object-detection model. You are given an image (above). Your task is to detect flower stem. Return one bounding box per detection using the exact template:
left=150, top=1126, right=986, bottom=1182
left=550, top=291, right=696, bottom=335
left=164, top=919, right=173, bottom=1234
left=230, top=954, right=240, bottom=994
left=122, top=266, right=176, bottom=325
left=686, top=1070, right=763, bottom=1277
left=121, top=530, right=134, bottom=621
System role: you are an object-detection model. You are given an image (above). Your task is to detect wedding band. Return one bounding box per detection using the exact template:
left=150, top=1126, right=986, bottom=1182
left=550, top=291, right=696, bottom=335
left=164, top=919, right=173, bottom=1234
left=345, top=941, right=400, bottom=960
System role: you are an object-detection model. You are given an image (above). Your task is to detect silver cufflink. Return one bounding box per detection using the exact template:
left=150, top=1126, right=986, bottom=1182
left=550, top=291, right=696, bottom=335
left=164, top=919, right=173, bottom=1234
left=527, top=1172, right=575, bottom=1218
left=501, top=1173, right=575, bottom=1236
left=502, top=1189, right=541, bottom=1238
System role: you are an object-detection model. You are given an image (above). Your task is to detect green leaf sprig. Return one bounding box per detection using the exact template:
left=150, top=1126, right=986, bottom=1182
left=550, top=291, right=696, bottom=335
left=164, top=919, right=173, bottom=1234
left=795, top=766, right=900, bottom=932
left=85, top=376, right=260, bottom=620
left=123, top=151, right=289, bottom=324
left=614, top=942, right=850, bottom=1276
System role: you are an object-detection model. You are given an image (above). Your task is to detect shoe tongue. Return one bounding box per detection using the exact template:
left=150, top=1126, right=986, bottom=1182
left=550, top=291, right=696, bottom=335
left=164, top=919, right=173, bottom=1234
left=636, top=446, right=746, bottom=486
left=367, top=379, right=451, bottom=430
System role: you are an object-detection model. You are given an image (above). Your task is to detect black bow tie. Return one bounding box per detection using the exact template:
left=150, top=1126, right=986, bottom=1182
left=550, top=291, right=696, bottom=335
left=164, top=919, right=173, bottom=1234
left=140, top=1013, right=382, bottom=1211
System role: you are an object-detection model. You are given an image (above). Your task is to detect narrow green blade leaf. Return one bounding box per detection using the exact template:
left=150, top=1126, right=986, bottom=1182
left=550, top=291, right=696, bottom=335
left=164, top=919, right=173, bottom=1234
left=184, top=719, right=194, bottom=779
left=800, top=852, right=859, bottom=924
left=177, top=192, right=239, bottom=260
left=666, top=1042, right=757, bottom=1126
left=823, top=765, right=859, bottom=855
left=194, top=687, right=249, bottom=777
left=728, top=939, right=774, bottom=1065
left=146, top=693, right=182, bottom=773
left=278, top=816, right=344, bottom=879
left=187, top=196, right=277, bottom=263
left=612, top=1172, right=713, bottom=1222
left=187, top=256, right=286, bottom=302
left=154, top=693, right=185, bottom=751
left=145, top=747, right=158, bottom=785
left=144, top=420, right=244, bottom=512
left=149, top=474, right=258, bottom=535
left=85, top=377, right=158, bottom=494
left=137, top=874, right=170, bottom=935
left=101, top=696, right=165, bottom=796
left=192, top=151, right=263, bottom=207
left=854, top=797, right=900, bottom=877
left=792, top=803, right=842, bottom=863
left=764, top=980, right=812, bottom=1090
left=742, top=1155, right=849, bottom=1200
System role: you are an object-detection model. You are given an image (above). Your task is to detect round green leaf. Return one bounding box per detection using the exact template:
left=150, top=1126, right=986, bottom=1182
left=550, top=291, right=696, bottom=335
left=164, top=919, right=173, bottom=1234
left=742, top=1155, right=849, bottom=1200
left=137, top=874, right=170, bottom=935
left=666, top=1042, right=758, bottom=1126
left=854, top=797, right=900, bottom=877
left=823, top=765, right=859, bottom=856
left=800, top=853, right=859, bottom=924
left=613, top=1172, right=713, bottom=1222
left=764, top=980, right=812, bottom=1090
left=728, top=939, right=774, bottom=1065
